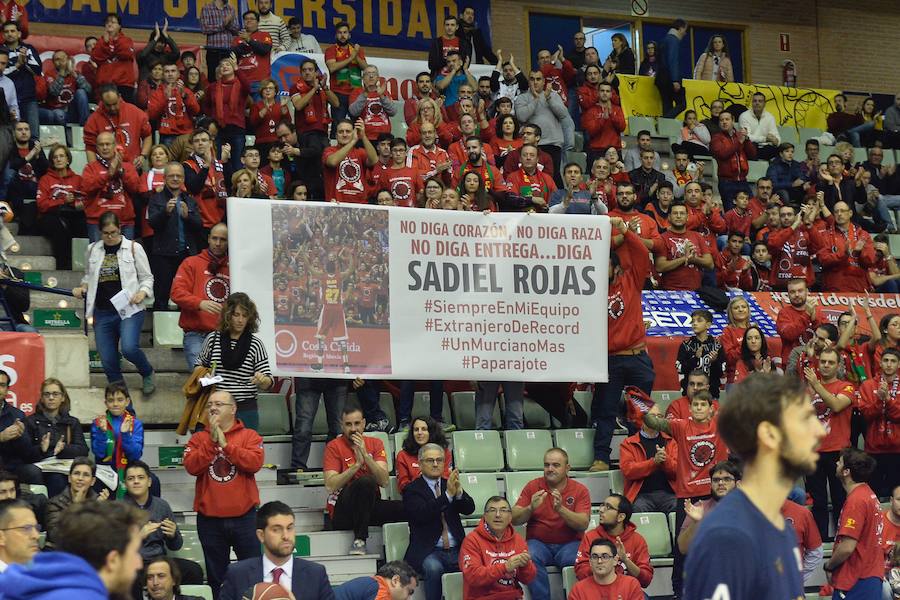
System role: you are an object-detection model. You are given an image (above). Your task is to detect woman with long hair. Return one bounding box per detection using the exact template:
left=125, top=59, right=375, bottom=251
left=868, top=313, right=900, bottom=377
left=231, top=169, right=265, bottom=198
left=491, top=114, right=522, bottom=161
left=693, top=34, right=734, bottom=82
left=406, top=97, right=451, bottom=147
left=72, top=211, right=155, bottom=394
left=606, top=32, right=636, bottom=75
left=638, top=41, right=658, bottom=77
left=720, top=296, right=751, bottom=380
left=458, top=170, right=493, bottom=211
left=847, top=97, right=882, bottom=148
left=22, top=378, right=89, bottom=496
left=673, top=110, right=711, bottom=157
left=730, top=325, right=777, bottom=384
left=196, top=292, right=273, bottom=430
left=396, top=415, right=451, bottom=493
left=422, top=176, right=445, bottom=209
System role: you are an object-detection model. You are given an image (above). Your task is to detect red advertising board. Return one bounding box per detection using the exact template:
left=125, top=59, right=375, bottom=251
left=0, top=332, right=45, bottom=415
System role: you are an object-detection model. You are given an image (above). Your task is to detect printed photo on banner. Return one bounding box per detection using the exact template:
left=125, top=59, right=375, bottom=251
left=271, top=203, right=392, bottom=375
left=228, top=198, right=612, bottom=382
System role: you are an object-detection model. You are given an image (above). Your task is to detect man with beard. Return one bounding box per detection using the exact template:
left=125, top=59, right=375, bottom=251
left=325, top=22, right=367, bottom=133
left=573, top=493, right=652, bottom=589
left=654, top=202, right=713, bottom=291
left=453, top=136, right=505, bottom=198
left=0, top=501, right=144, bottom=599
left=219, top=501, right=333, bottom=600
left=255, top=0, right=289, bottom=52
left=676, top=460, right=740, bottom=554
left=404, top=72, right=436, bottom=124
left=803, top=347, right=855, bottom=540
left=458, top=6, right=496, bottom=65
left=608, top=182, right=660, bottom=250
left=824, top=449, right=886, bottom=599
left=568, top=539, right=642, bottom=600
left=683, top=373, right=826, bottom=600
left=811, top=200, right=877, bottom=292
left=776, top=277, right=826, bottom=366
left=183, top=390, right=264, bottom=597
left=786, top=322, right=839, bottom=378
left=857, top=348, right=900, bottom=498
left=766, top=201, right=815, bottom=290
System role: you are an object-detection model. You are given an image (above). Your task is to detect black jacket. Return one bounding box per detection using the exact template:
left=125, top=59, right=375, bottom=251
left=137, top=33, right=180, bottom=80
left=0, top=399, right=30, bottom=470
left=7, top=142, right=48, bottom=203
left=23, top=410, right=88, bottom=463
left=402, top=475, right=475, bottom=572
left=459, top=22, right=497, bottom=64
left=0, top=266, right=30, bottom=325
left=147, top=189, right=203, bottom=256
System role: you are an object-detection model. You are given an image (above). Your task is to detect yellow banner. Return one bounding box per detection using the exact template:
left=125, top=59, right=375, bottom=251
left=684, top=80, right=840, bottom=130
left=617, top=76, right=841, bottom=132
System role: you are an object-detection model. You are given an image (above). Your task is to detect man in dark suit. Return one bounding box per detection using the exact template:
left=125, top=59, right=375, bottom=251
left=402, top=442, right=475, bottom=600
left=145, top=557, right=204, bottom=600
left=219, top=501, right=335, bottom=600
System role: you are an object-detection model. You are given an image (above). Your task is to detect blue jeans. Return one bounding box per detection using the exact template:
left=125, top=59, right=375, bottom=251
left=421, top=546, right=460, bottom=600
left=355, top=379, right=388, bottom=424
left=833, top=577, right=883, bottom=599
left=93, top=308, right=153, bottom=385
left=87, top=223, right=134, bottom=243
left=38, top=89, right=90, bottom=126
left=291, top=377, right=347, bottom=469
left=527, top=539, right=580, bottom=600
left=592, top=352, right=655, bottom=462
left=19, top=100, right=38, bottom=141
left=183, top=331, right=209, bottom=371
left=218, top=125, right=246, bottom=174
left=846, top=121, right=875, bottom=147
left=236, top=407, right=259, bottom=432
left=398, top=380, right=444, bottom=424
left=330, top=93, right=350, bottom=138
left=475, top=380, right=523, bottom=430
left=197, top=508, right=260, bottom=598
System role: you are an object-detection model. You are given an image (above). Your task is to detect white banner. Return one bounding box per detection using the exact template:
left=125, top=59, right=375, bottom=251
left=229, top=198, right=610, bottom=382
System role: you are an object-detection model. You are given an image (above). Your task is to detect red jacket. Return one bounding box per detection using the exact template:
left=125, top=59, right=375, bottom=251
left=80, top=159, right=145, bottom=224
left=574, top=522, right=653, bottom=587
left=717, top=250, right=753, bottom=290
left=36, top=169, right=82, bottom=215
left=810, top=221, right=876, bottom=292
left=618, top=432, right=677, bottom=502
left=580, top=97, right=625, bottom=151
left=857, top=377, right=900, bottom=453
left=170, top=251, right=231, bottom=333
left=0, top=1, right=28, bottom=38
left=83, top=100, right=151, bottom=162
left=148, top=85, right=201, bottom=136
left=183, top=419, right=263, bottom=517
left=205, top=72, right=251, bottom=129
left=710, top=129, right=756, bottom=181
left=460, top=520, right=536, bottom=600
left=609, top=230, right=648, bottom=353
left=183, top=155, right=228, bottom=228
left=775, top=303, right=825, bottom=366
left=90, top=33, right=136, bottom=87
left=539, top=62, right=576, bottom=105
left=767, top=225, right=815, bottom=289
left=249, top=100, right=291, bottom=145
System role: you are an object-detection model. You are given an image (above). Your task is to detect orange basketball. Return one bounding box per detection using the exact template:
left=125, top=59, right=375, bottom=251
left=243, top=582, right=292, bottom=600
left=0, top=201, right=13, bottom=223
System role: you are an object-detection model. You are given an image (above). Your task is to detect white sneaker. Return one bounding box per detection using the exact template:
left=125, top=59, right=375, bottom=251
left=349, top=539, right=367, bottom=555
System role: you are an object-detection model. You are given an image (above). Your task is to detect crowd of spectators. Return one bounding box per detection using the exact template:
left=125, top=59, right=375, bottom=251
left=0, top=5, right=898, bottom=600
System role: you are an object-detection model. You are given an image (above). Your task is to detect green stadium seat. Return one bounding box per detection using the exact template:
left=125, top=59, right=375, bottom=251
left=152, top=311, right=184, bottom=347
left=522, top=398, right=551, bottom=429
left=633, top=512, right=672, bottom=558
left=609, top=469, right=624, bottom=494
left=383, top=522, right=409, bottom=562
left=572, top=390, right=591, bottom=416
left=562, top=566, right=577, bottom=596
left=459, top=472, right=500, bottom=518
left=888, top=234, right=900, bottom=258
left=180, top=585, right=213, bottom=600
left=798, top=127, right=824, bottom=144
left=245, top=135, right=256, bottom=146
left=503, top=471, right=541, bottom=504
left=628, top=116, right=657, bottom=136
left=747, top=160, right=769, bottom=181
left=367, top=431, right=393, bottom=473
left=852, top=147, right=868, bottom=164
left=389, top=475, right=401, bottom=500
left=573, top=131, right=584, bottom=152
left=451, top=391, right=500, bottom=430
left=668, top=512, right=676, bottom=540
left=39, top=125, right=65, bottom=146
left=69, top=125, right=85, bottom=150
left=380, top=391, right=396, bottom=429
left=777, top=126, right=799, bottom=146
left=442, top=572, right=463, bottom=600
left=69, top=149, right=88, bottom=175
left=650, top=390, right=680, bottom=414
left=588, top=506, right=601, bottom=529
left=393, top=431, right=408, bottom=458
left=257, top=393, right=290, bottom=436
left=452, top=430, right=504, bottom=471
left=569, top=151, right=587, bottom=173
left=552, top=429, right=595, bottom=470
left=312, top=397, right=329, bottom=435
left=71, top=238, right=89, bottom=271
left=883, top=149, right=896, bottom=165
left=656, top=118, right=682, bottom=139
left=413, top=391, right=452, bottom=424
left=170, top=530, right=206, bottom=578
left=503, top=430, right=552, bottom=470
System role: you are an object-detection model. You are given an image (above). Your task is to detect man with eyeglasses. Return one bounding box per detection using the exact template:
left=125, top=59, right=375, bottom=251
left=460, top=495, right=535, bottom=600
left=0, top=499, right=39, bottom=572
left=810, top=200, right=876, bottom=292
left=183, top=390, right=264, bottom=597
left=81, top=130, right=146, bottom=242
left=676, top=460, right=740, bottom=554
left=401, top=443, right=474, bottom=600
left=574, top=494, right=652, bottom=589
left=569, top=539, right=642, bottom=600
left=511, top=448, right=589, bottom=600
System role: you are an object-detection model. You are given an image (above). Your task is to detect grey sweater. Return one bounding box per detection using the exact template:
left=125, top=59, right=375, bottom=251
left=121, top=494, right=183, bottom=561
left=513, top=90, right=572, bottom=148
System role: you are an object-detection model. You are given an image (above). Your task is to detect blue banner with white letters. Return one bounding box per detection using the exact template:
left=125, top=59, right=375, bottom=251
left=642, top=290, right=779, bottom=338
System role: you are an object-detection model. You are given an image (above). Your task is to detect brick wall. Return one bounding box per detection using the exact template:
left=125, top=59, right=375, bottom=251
left=29, top=1, right=900, bottom=95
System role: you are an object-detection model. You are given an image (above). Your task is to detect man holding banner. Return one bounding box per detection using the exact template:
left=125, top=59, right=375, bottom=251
left=591, top=217, right=654, bottom=472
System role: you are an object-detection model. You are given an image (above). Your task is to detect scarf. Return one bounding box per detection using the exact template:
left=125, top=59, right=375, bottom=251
left=101, top=410, right=132, bottom=499
left=214, top=76, right=243, bottom=125
left=219, top=329, right=252, bottom=371
left=207, top=249, right=226, bottom=275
